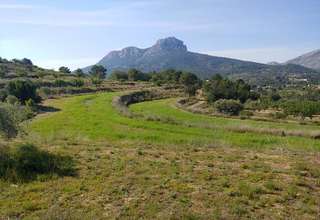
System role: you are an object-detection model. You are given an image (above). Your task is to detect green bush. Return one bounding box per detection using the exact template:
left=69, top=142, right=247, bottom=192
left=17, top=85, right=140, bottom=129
left=72, top=78, right=85, bottom=87
left=0, top=103, right=34, bottom=138
left=270, top=112, right=287, bottom=119
left=282, top=100, right=320, bottom=119
left=6, top=95, right=19, bottom=105
left=0, top=144, right=76, bottom=182
left=6, top=80, right=41, bottom=104
left=240, top=110, right=254, bottom=119
left=203, top=76, right=251, bottom=103
left=215, top=99, right=244, bottom=116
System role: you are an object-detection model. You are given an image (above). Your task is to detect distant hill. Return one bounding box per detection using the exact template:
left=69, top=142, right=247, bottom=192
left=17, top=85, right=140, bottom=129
left=84, top=37, right=317, bottom=84
left=286, top=49, right=320, bottom=71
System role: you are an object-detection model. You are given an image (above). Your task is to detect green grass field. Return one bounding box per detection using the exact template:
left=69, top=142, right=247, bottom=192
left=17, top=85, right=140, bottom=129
left=1, top=92, right=320, bottom=219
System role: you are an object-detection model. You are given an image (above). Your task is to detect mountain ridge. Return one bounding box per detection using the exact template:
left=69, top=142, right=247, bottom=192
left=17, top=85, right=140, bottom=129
left=84, top=37, right=317, bottom=82
left=286, top=49, right=320, bottom=70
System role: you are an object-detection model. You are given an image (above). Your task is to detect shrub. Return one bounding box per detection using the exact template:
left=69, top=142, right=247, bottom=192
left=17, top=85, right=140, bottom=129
left=6, top=95, right=19, bottom=105
left=109, top=70, right=128, bottom=81
left=72, top=79, right=85, bottom=87
left=0, top=105, right=19, bottom=138
left=0, top=144, right=76, bottom=182
left=270, top=112, right=287, bottom=119
left=215, top=99, right=244, bottom=116
left=240, top=110, right=254, bottom=119
left=6, top=80, right=41, bottom=104
left=38, top=87, right=52, bottom=99
left=179, top=72, right=201, bottom=96
left=0, top=103, right=34, bottom=138
left=89, top=65, right=107, bottom=79
left=54, top=79, right=69, bottom=87
left=203, top=76, right=251, bottom=103
left=59, top=66, right=71, bottom=74
left=282, top=100, right=320, bottom=119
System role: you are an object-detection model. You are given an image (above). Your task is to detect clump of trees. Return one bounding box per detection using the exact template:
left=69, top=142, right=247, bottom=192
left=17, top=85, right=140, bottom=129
left=89, top=65, right=107, bottom=87
left=179, top=72, right=201, bottom=96
left=281, top=101, right=320, bottom=119
left=151, top=69, right=183, bottom=85
left=215, top=99, right=244, bottom=116
left=59, top=66, right=71, bottom=74
left=0, top=103, right=33, bottom=138
left=5, top=80, right=41, bottom=104
left=109, top=68, right=151, bottom=81
left=203, top=75, right=253, bottom=104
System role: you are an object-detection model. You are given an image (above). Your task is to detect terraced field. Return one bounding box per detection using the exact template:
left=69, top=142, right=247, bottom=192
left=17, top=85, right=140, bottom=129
left=1, top=92, right=320, bottom=219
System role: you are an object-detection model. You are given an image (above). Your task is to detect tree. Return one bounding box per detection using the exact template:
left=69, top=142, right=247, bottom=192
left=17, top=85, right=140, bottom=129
left=6, top=80, right=40, bottom=104
left=282, top=101, right=320, bottom=119
left=89, top=65, right=107, bottom=79
left=74, top=69, right=85, bottom=78
left=179, top=72, right=201, bottom=96
left=21, top=58, right=33, bottom=66
left=203, top=76, right=251, bottom=103
left=0, top=66, right=9, bottom=78
left=59, top=66, right=71, bottom=74
left=128, top=69, right=140, bottom=81
left=215, top=99, right=244, bottom=116
left=109, top=70, right=128, bottom=81
left=0, top=104, right=19, bottom=138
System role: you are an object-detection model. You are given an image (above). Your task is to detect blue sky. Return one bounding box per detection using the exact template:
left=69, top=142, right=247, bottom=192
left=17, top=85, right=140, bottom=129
left=0, top=0, right=319, bottom=70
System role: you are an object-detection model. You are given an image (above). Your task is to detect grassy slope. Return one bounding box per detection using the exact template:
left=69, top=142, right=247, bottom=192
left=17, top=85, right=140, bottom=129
left=30, top=93, right=320, bottom=151
left=1, top=92, right=320, bottom=219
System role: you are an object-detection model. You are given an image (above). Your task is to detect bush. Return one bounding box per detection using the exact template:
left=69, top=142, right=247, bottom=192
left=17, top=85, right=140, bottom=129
left=215, top=99, right=244, bottom=116
left=270, top=112, right=287, bottom=119
left=240, top=110, right=254, bottom=119
left=282, top=100, right=320, bottom=119
left=0, top=103, right=34, bottom=138
left=6, top=95, right=19, bottom=105
left=203, top=76, right=251, bottom=103
left=6, top=80, right=41, bottom=104
left=54, top=79, right=69, bottom=87
left=72, top=79, right=85, bottom=87
left=0, top=144, right=76, bottom=182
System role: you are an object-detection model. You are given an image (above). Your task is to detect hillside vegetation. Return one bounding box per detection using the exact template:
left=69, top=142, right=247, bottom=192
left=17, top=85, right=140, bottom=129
left=1, top=57, right=320, bottom=219
left=1, top=91, right=319, bottom=219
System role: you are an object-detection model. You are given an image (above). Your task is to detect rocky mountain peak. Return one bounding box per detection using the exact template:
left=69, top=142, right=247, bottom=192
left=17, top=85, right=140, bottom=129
left=152, top=37, right=187, bottom=52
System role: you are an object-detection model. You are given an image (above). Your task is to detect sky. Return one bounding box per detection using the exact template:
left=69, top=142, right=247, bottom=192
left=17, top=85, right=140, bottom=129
left=0, top=0, right=319, bottom=70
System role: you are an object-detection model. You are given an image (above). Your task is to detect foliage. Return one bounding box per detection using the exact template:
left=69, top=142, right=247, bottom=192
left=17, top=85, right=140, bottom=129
left=59, top=66, right=71, bottom=74
left=90, top=77, right=103, bottom=87
left=179, top=72, right=201, bottom=96
left=74, top=68, right=85, bottom=77
left=127, top=68, right=151, bottom=81
left=109, top=70, right=128, bottom=81
left=0, top=65, right=9, bottom=77
left=0, top=105, right=19, bottom=138
left=6, top=80, right=41, bottom=104
left=54, top=79, right=69, bottom=87
left=0, top=144, right=76, bottom=182
left=90, top=65, right=107, bottom=79
left=5, top=95, right=19, bottom=105
left=151, top=69, right=182, bottom=85
left=203, top=75, right=251, bottom=103
left=282, top=101, right=320, bottom=119
left=21, top=58, right=33, bottom=66
left=72, top=78, right=85, bottom=87
left=215, top=99, right=244, bottom=116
